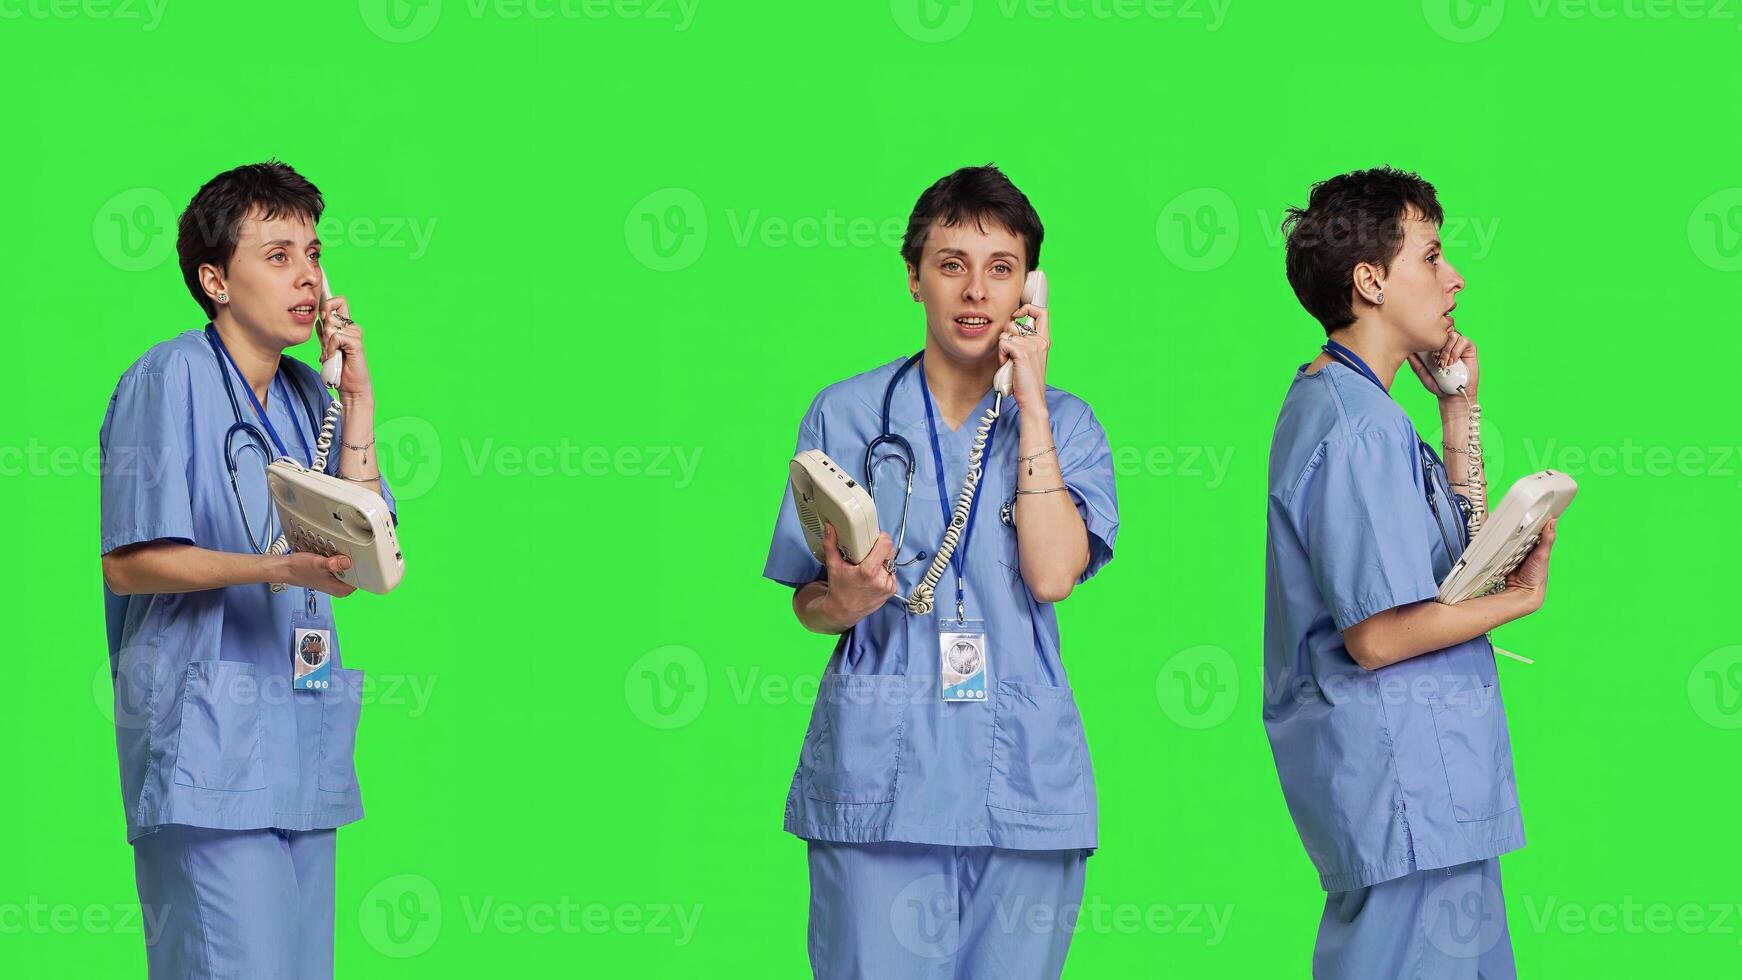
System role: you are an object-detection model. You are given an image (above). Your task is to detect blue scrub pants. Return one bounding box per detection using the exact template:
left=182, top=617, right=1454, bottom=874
left=806, top=840, right=1087, bottom=980
left=1315, top=857, right=1516, bottom=980
left=132, top=824, right=337, bottom=980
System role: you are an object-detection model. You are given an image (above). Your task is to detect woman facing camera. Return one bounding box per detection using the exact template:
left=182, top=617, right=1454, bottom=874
left=765, top=164, right=1119, bottom=979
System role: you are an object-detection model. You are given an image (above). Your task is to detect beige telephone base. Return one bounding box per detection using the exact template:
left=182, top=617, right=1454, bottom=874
left=1438, top=469, right=1576, bottom=604
left=268, top=460, right=405, bottom=594
left=790, top=449, right=878, bottom=566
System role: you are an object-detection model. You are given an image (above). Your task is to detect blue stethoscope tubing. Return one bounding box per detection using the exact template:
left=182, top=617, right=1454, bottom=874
left=863, top=350, right=928, bottom=568
left=205, top=325, right=319, bottom=554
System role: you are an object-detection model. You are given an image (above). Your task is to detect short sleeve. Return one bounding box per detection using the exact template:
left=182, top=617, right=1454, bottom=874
left=1298, top=428, right=1439, bottom=631
left=763, top=394, right=828, bottom=589
left=1056, top=403, right=1119, bottom=583
left=100, top=361, right=196, bottom=556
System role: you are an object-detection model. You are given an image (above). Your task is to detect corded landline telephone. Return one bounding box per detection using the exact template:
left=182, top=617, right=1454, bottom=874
left=790, top=271, right=1047, bottom=615
left=264, top=273, right=405, bottom=594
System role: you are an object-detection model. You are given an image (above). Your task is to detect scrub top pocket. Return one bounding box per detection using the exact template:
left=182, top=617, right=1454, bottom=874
left=806, top=674, right=909, bottom=804
left=1429, top=684, right=1514, bottom=822
left=317, top=668, right=365, bottom=793
left=172, top=660, right=267, bottom=793
left=989, top=680, right=1088, bottom=814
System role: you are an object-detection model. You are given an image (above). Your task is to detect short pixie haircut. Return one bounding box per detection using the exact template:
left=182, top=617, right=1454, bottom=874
left=901, top=163, right=1044, bottom=273
left=1281, top=166, right=1444, bottom=333
left=176, top=160, right=325, bottom=319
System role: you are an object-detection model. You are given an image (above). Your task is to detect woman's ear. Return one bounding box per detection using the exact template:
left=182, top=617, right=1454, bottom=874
left=198, top=263, right=227, bottom=304
left=1351, top=261, right=1385, bottom=306
left=906, top=262, right=922, bottom=302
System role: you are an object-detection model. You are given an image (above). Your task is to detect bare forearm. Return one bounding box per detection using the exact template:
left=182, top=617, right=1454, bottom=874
left=338, top=393, right=382, bottom=496
left=1346, top=588, right=1536, bottom=670
left=103, top=542, right=285, bottom=596
left=794, top=580, right=859, bottom=635
left=1012, top=409, right=1088, bottom=602
left=1440, top=398, right=1485, bottom=513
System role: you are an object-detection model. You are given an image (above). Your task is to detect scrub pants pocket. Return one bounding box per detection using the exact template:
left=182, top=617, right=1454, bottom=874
left=317, top=668, right=364, bottom=793
left=1429, top=685, right=1513, bottom=822
left=172, top=660, right=267, bottom=792
left=806, top=674, right=909, bottom=804
left=989, top=680, right=1088, bottom=814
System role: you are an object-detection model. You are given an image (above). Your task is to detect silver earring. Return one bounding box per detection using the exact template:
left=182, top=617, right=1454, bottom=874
left=1375, top=290, right=1385, bottom=304
left=217, top=291, right=228, bottom=303
left=912, top=291, right=920, bottom=301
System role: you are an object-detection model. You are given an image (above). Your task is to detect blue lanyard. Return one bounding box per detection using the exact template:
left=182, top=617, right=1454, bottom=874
left=919, top=357, right=999, bottom=620
left=211, top=329, right=312, bottom=466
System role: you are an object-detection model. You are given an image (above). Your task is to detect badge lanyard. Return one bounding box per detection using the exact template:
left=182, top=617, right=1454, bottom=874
left=919, top=359, right=999, bottom=625
left=1321, top=340, right=1465, bottom=558
left=210, top=327, right=320, bottom=616
left=210, top=328, right=314, bottom=467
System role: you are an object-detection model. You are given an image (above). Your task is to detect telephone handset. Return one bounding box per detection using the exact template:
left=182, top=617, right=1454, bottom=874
left=991, top=270, right=1049, bottom=396
left=261, top=266, right=406, bottom=594
left=319, top=275, right=343, bottom=389
left=907, top=268, right=1048, bottom=618
left=1418, top=350, right=1468, bottom=397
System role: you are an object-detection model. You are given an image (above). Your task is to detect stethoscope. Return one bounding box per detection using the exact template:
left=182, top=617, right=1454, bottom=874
left=205, top=325, right=319, bottom=557
left=1321, top=340, right=1470, bottom=564
left=863, top=351, right=929, bottom=568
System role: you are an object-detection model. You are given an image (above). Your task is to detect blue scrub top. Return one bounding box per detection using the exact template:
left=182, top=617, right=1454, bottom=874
left=1263, top=361, right=1523, bottom=892
left=765, top=357, right=1119, bottom=851
left=99, top=329, right=397, bottom=844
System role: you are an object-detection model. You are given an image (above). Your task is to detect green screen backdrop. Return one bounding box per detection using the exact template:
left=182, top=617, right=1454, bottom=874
left=6, top=1, right=1740, bottom=975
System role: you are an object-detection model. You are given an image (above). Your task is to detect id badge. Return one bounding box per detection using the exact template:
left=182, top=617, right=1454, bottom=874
left=939, top=618, right=988, bottom=702
left=291, top=597, right=333, bottom=691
